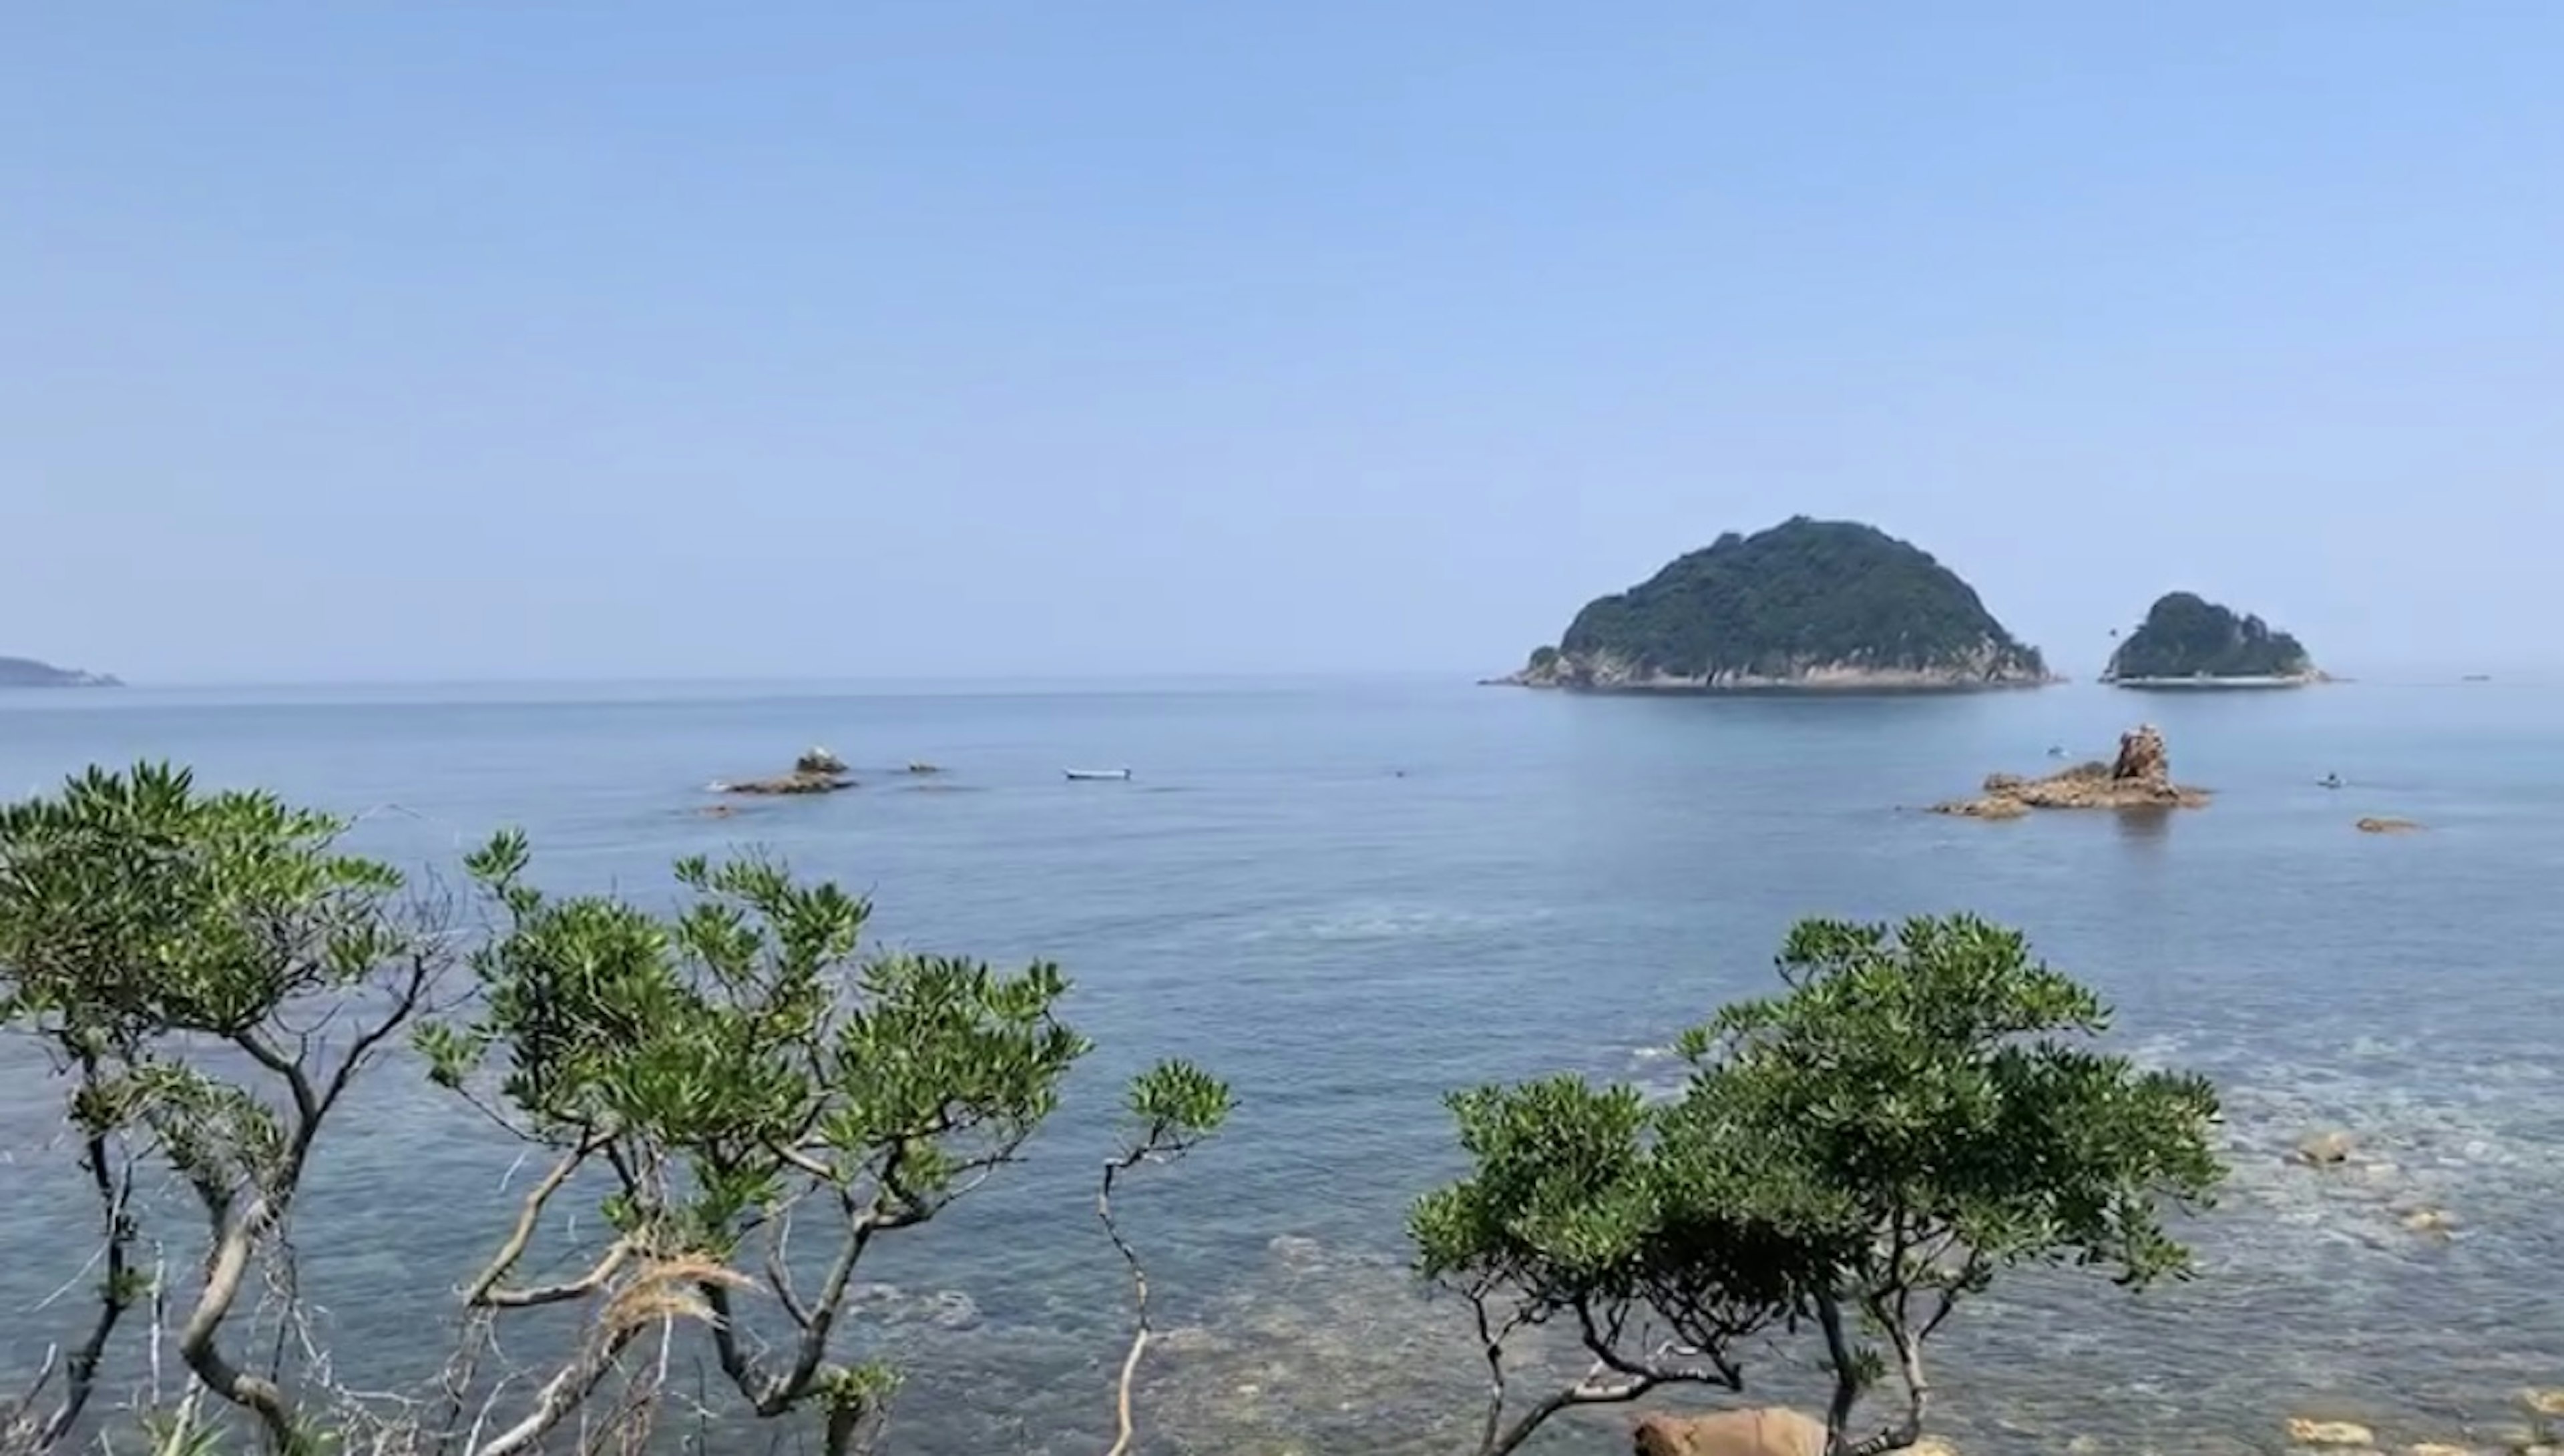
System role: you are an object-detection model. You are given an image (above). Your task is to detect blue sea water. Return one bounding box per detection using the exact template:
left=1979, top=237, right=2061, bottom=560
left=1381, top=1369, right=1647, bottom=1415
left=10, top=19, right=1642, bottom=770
left=3, top=676, right=2560, bottom=1454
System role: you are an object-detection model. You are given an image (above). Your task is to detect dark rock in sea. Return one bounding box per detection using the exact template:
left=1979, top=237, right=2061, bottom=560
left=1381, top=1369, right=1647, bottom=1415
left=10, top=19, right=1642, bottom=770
left=713, top=749, right=856, bottom=796
left=795, top=746, right=849, bottom=776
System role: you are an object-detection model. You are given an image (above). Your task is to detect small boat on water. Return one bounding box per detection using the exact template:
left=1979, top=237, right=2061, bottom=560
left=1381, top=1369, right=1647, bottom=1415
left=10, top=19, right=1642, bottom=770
left=1064, top=768, right=1132, bottom=782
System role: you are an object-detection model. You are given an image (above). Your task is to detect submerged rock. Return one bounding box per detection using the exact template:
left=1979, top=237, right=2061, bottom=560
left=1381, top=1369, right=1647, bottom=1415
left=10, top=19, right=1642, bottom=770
left=2356, top=816, right=2424, bottom=834
left=2294, top=1131, right=2356, bottom=1167
left=2286, top=1417, right=2377, bottom=1447
left=1936, top=724, right=2209, bottom=818
left=2400, top=1207, right=2456, bottom=1239
left=1633, top=1409, right=1826, bottom=1456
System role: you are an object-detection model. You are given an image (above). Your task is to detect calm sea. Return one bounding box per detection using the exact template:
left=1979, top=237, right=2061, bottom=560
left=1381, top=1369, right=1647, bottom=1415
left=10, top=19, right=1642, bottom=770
left=3, top=676, right=2560, bottom=1454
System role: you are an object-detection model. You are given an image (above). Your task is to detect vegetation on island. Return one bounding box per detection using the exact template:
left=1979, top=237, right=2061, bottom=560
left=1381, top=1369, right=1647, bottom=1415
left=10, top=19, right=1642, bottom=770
left=0, top=656, right=119, bottom=688
left=2104, top=592, right=2314, bottom=682
left=1519, top=518, right=2049, bottom=689
left=1, top=764, right=2225, bottom=1456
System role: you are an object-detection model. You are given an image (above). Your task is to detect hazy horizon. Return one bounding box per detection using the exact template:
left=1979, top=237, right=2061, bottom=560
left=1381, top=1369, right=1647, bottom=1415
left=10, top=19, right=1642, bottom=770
left=11, top=5, right=2561, bottom=683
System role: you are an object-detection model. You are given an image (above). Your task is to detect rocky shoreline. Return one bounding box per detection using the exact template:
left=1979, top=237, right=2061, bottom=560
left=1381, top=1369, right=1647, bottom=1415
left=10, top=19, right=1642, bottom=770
left=1493, top=652, right=2060, bottom=694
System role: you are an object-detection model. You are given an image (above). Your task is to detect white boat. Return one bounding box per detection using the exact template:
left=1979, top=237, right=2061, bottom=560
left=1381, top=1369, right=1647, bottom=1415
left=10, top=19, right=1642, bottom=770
left=1064, top=768, right=1132, bottom=782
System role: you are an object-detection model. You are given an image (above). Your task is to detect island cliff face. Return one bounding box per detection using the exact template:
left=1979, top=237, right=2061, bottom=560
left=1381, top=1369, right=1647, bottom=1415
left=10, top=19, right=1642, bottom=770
left=2103, top=593, right=2317, bottom=686
left=1508, top=518, right=2051, bottom=692
left=0, top=656, right=119, bottom=688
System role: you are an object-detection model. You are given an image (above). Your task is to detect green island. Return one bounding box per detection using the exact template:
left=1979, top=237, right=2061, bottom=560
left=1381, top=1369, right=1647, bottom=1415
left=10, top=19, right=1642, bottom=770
left=2103, top=591, right=2320, bottom=687
left=1508, top=517, right=2051, bottom=691
left=0, top=655, right=119, bottom=688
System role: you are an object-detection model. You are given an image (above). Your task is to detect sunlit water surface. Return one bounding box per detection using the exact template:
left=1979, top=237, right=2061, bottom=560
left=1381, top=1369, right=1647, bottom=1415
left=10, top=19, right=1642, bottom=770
left=4, top=676, right=2559, bottom=1453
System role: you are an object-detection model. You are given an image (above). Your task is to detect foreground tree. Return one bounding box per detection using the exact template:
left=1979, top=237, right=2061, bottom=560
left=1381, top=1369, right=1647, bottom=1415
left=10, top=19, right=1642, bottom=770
left=1414, top=914, right=2224, bottom=1455
left=419, top=832, right=1230, bottom=1456
left=0, top=764, right=450, bottom=1454
left=0, top=768, right=1226, bottom=1456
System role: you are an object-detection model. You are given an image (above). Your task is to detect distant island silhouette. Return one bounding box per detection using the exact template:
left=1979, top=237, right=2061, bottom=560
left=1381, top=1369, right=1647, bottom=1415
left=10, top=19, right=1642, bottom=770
left=0, top=655, right=119, bottom=688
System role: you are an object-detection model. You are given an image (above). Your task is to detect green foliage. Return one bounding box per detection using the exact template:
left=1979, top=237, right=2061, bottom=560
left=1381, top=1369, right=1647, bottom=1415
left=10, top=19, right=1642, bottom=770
left=440, top=833, right=1090, bottom=1254
left=0, top=763, right=410, bottom=1055
left=1122, top=1057, right=1235, bottom=1155
left=432, top=833, right=1147, bottom=1442
left=2106, top=591, right=2313, bottom=680
left=1550, top=517, right=2047, bottom=682
left=4, top=766, right=1230, bottom=1456
left=1416, top=913, right=2224, bottom=1454
left=0, top=764, right=445, bottom=1452
left=1682, top=916, right=2223, bottom=1289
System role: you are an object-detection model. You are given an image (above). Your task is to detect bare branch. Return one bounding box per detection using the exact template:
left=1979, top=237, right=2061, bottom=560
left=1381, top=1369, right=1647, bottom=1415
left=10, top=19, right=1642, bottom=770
left=176, top=1192, right=297, bottom=1451
left=461, top=1142, right=598, bottom=1306
left=477, top=1242, right=634, bottom=1310
left=1096, top=1153, right=1149, bottom=1456
left=13, top=1101, right=142, bottom=1450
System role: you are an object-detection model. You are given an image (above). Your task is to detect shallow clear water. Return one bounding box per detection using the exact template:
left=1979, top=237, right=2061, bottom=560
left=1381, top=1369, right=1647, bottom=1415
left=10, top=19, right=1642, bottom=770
left=3, top=676, right=2560, bottom=1453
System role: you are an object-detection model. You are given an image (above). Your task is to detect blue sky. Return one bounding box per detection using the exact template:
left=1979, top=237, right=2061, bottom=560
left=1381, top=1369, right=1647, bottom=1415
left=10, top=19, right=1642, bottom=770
left=7, top=4, right=2560, bottom=682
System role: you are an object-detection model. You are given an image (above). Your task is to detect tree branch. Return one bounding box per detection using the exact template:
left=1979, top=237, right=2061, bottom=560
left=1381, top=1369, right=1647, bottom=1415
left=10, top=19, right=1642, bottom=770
left=469, top=1325, right=645, bottom=1456
left=17, top=1082, right=141, bottom=1449
left=461, top=1143, right=599, bottom=1307
left=477, top=1243, right=634, bottom=1310
left=176, top=1192, right=297, bottom=1452
left=1096, top=1153, right=1149, bottom=1456
left=1815, top=1288, right=1863, bottom=1456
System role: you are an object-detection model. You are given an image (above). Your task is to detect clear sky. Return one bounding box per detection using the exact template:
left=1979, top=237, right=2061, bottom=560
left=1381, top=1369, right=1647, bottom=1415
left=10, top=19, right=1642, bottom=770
left=7, top=4, right=2561, bottom=683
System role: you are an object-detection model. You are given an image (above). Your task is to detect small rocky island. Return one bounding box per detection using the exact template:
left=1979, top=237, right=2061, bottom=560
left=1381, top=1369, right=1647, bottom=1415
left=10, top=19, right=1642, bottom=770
left=1936, top=724, right=2209, bottom=818
left=1503, top=517, right=2051, bottom=692
left=0, top=655, right=119, bottom=688
left=2103, top=592, right=2320, bottom=688
left=712, top=747, right=857, bottom=796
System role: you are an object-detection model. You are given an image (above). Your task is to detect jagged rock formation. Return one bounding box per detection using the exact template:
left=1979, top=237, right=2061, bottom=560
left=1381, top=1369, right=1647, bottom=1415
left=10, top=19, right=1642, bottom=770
left=1506, top=517, right=2051, bottom=692
left=2105, top=592, right=2318, bottom=685
left=1935, top=724, right=2209, bottom=818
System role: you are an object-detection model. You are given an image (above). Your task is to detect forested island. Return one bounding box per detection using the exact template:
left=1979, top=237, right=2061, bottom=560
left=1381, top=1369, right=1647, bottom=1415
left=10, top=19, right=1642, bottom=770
left=1505, top=517, right=2052, bottom=691
left=0, top=655, right=119, bottom=688
left=2103, top=592, right=2319, bottom=687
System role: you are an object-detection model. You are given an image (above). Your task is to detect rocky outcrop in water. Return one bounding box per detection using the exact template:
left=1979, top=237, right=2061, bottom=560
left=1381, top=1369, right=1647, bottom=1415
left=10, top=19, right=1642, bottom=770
left=2355, top=816, right=2423, bottom=834
left=712, top=746, right=856, bottom=796
left=1934, top=724, right=2209, bottom=818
